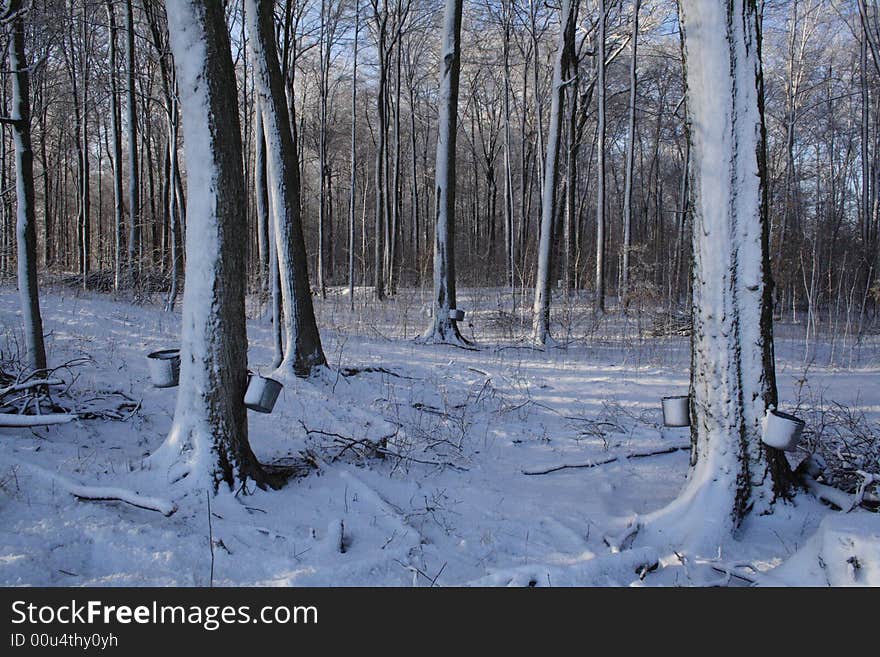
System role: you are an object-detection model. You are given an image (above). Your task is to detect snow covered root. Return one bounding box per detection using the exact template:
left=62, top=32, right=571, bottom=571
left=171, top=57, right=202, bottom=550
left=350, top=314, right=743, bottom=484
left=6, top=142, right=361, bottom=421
left=767, top=513, right=880, bottom=586
left=468, top=547, right=659, bottom=587
left=5, top=458, right=176, bottom=516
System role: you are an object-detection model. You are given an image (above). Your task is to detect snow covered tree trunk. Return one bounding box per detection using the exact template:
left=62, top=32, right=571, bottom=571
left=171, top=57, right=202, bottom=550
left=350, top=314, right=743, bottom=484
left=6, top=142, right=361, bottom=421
left=424, top=0, right=465, bottom=344
left=620, top=0, right=639, bottom=311
left=157, top=0, right=267, bottom=491
left=532, top=0, right=577, bottom=345
left=246, top=0, right=326, bottom=376
left=649, top=0, right=793, bottom=547
left=5, top=0, right=47, bottom=373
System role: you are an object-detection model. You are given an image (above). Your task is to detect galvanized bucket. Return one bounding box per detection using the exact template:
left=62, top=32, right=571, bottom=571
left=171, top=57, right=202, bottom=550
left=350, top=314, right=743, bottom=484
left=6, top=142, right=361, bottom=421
left=147, top=349, right=180, bottom=388
left=662, top=395, right=690, bottom=427
left=244, top=374, right=283, bottom=414
left=762, top=409, right=805, bottom=451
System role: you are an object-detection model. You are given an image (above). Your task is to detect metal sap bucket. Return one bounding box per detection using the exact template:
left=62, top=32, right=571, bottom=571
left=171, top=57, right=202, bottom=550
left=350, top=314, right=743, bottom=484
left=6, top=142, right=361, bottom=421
left=662, top=395, right=690, bottom=427
left=147, top=349, right=180, bottom=388
left=762, top=409, right=805, bottom=451
left=449, top=308, right=465, bottom=321
left=244, top=374, right=283, bottom=413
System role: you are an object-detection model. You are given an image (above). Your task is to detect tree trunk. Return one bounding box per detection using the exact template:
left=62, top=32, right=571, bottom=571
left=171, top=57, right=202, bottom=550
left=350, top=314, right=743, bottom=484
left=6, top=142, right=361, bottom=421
left=246, top=0, right=326, bottom=376
left=348, top=2, right=359, bottom=311
left=124, top=0, right=140, bottom=287
left=156, top=0, right=268, bottom=491
left=423, top=0, right=466, bottom=344
left=164, top=96, right=180, bottom=312
left=621, top=0, right=640, bottom=310
left=5, top=0, right=47, bottom=372
left=502, top=0, right=514, bottom=292
left=594, top=0, right=607, bottom=314
left=373, top=11, right=387, bottom=301
left=106, top=0, right=125, bottom=291
left=650, top=0, right=794, bottom=548
left=532, top=0, right=577, bottom=345
left=80, top=4, right=90, bottom=289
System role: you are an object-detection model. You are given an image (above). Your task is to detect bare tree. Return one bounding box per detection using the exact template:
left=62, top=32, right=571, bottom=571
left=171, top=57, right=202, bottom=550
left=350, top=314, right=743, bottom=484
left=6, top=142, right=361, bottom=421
left=620, top=0, right=639, bottom=310
left=124, top=0, right=139, bottom=286
left=532, top=0, right=577, bottom=345
left=423, top=0, right=466, bottom=344
left=105, top=0, right=125, bottom=292
left=648, top=0, right=794, bottom=548
left=247, top=0, right=326, bottom=376
left=348, top=1, right=360, bottom=311
left=2, top=0, right=47, bottom=372
left=152, top=0, right=269, bottom=490
left=594, top=0, right=607, bottom=314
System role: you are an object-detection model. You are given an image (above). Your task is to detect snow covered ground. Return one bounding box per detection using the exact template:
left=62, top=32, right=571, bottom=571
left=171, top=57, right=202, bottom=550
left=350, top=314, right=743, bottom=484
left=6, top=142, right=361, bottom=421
left=0, top=285, right=878, bottom=586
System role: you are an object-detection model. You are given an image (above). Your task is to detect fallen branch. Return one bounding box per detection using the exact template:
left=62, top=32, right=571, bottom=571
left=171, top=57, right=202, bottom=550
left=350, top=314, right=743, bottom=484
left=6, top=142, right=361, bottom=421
left=0, top=412, right=76, bottom=427
left=64, top=482, right=177, bottom=516
left=0, top=378, right=64, bottom=396
left=9, top=461, right=176, bottom=516
left=802, top=474, right=874, bottom=512
left=522, top=443, right=690, bottom=476
left=339, top=366, right=415, bottom=380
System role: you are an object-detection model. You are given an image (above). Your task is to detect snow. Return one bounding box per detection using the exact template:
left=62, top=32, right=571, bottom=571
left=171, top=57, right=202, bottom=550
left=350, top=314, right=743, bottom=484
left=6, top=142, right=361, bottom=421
left=0, top=287, right=877, bottom=586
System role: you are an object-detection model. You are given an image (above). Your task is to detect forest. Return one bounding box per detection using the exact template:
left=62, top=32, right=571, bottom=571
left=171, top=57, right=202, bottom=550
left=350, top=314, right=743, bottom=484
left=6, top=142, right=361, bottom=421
left=0, top=0, right=877, bottom=588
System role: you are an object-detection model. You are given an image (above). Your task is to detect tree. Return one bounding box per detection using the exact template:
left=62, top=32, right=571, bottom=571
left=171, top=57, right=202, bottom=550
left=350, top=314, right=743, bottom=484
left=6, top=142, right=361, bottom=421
left=152, top=0, right=268, bottom=491
left=532, top=0, right=577, bottom=345
left=105, top=0, right=125, bottom=292
left=348, top=1, right=360, bottom=311
left=124, top=0, right=140, bottom=286
left=594, top=0, right=607, bottom=314
left=316, top=0, right=345, bottom=298
left=644, top=0, right=794, bottom=550
left=247, top=0, right=326, bottom=376
left=620, top=0, right=640, bottom=310
left=423, top=0, right=466, bottom=344
left=3, top=0, right=47, bottom=373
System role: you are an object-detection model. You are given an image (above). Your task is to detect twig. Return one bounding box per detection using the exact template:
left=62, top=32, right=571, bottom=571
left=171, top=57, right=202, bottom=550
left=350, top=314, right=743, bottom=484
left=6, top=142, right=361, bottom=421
left=207, top=490, right=215, bottom=587
left=523, top=444, right=690, bottom=475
